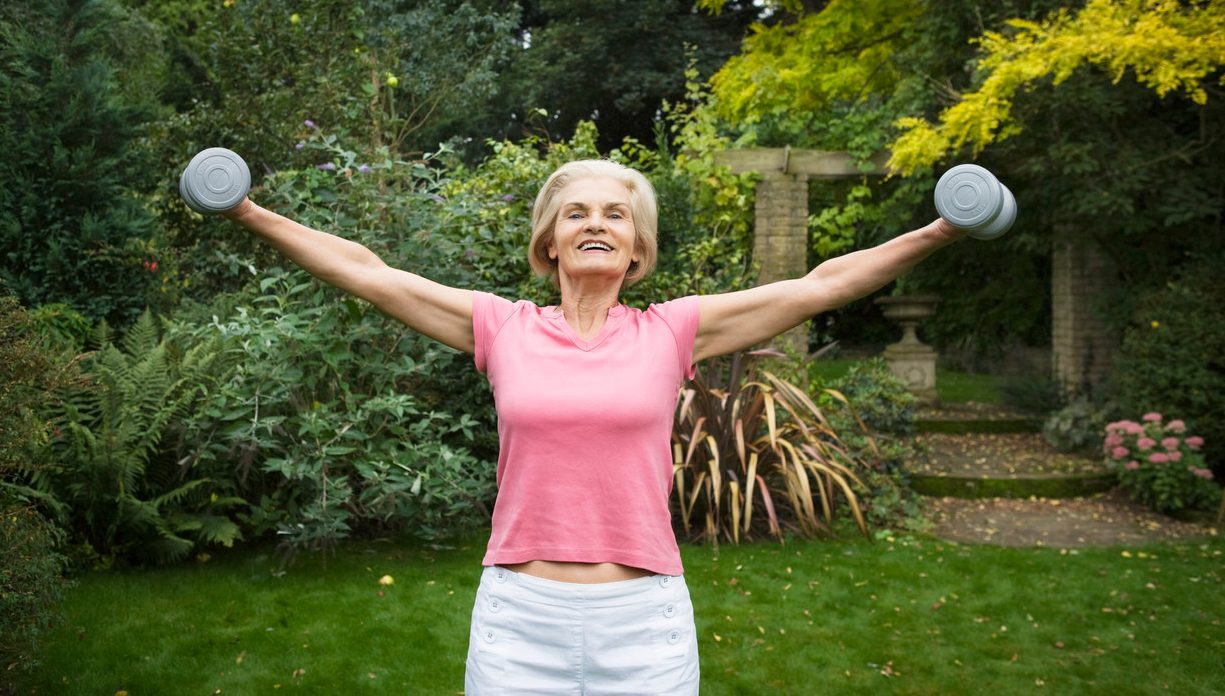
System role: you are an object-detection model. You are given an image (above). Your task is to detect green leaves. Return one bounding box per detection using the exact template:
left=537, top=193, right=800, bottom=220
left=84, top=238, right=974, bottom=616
left=673, top=352, right=870, bottom=546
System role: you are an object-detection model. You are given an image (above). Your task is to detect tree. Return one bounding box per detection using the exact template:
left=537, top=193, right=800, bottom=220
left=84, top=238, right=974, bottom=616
left=701, top=0, right=1224, bottom=357
left=0, top=0, right=164, bottom=325
left=491, top=0, right=765, bottom=151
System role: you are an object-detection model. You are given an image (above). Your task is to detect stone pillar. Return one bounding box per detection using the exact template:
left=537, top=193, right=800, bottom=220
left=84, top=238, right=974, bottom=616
left=876, top=295, right=940, bottom=404
left=753, top=171, right=811, bottom=352
left=1051, top=230, right=1118, bottom=396
left=712, top=148, right=890, bottom=356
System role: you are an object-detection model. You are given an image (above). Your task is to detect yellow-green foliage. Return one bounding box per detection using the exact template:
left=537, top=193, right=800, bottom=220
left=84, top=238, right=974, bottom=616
left=891, top=0, right=1225, bottom=173
left=709, top=0, right=923, bottom=124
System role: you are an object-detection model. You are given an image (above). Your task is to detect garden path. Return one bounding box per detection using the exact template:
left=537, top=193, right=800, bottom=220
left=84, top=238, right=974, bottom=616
left=911, top=402, right=1220, bottom=547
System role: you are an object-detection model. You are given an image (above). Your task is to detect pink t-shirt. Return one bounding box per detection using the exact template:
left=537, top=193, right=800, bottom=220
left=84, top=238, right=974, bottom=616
left=472, top=291, right=700, bottom=576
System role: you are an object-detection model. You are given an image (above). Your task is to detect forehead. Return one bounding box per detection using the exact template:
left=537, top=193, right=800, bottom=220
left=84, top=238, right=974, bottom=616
left=558, top=175, right=632, bottom=207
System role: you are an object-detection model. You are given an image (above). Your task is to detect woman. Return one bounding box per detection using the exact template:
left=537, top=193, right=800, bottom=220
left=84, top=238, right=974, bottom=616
left=223, top=159, right=967, bottom=693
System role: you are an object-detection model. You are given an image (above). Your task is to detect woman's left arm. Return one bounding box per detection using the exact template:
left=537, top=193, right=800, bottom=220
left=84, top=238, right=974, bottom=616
left=692, top=218, right=967, bottom=362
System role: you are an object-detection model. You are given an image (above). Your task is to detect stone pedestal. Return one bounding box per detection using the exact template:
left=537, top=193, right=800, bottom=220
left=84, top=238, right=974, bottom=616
left=876, top=295, right=940, bottom=403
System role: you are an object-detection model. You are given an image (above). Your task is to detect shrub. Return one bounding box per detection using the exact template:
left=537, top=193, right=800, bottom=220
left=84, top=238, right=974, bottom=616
left=672, top=351, right=868, bottom=545
left=1043, top=397, right=1110, bottom=454
left=1104, top=413, right=1220, bottom=515
left=0, top=294, right=76, bottom=673
left=0, top=504, right=70, bottom=674
left=177, top=272, right=494, bottom=552
left=818, top=358, right=926, bottom=531
left=1116, top=253, right=1225, bottom=473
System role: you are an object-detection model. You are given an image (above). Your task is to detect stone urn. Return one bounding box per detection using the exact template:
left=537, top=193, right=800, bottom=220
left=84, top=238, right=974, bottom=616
left=875, top=295, right=940, bottom=403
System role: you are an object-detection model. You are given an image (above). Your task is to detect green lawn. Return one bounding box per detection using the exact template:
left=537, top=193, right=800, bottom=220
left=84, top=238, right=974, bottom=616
left=808, top=359, right=1006, bottom=405
left=13, top=534, right=1224, bottom=695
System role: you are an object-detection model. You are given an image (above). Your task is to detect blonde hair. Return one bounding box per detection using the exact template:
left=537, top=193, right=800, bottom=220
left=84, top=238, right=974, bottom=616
left=527, top=160, right=658, bottom=287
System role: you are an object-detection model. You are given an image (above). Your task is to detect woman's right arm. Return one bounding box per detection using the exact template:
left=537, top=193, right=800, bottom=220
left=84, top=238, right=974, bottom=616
left=223, top=199, right=475, bottom=354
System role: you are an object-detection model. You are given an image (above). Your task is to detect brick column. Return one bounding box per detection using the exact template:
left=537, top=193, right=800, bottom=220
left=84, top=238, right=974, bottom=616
left=1051, top=230, right=1118, bottom=396
left=753, top=171, right=810, bottom=352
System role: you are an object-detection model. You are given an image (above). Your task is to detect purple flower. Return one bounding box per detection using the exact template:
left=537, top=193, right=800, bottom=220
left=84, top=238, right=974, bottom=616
left=316, top=162, right=336, bottom=171
left=502, top=194, right=516, bottom=202
left=357, top=164, right=372, bottom=174
left=305, top=119, right=317, bottom=128
left=295, top=141, right=305, bottom=150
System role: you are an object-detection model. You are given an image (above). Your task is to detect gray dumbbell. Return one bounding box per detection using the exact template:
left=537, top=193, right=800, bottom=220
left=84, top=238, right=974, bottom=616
left=934, top=164, right=1016, bottom=240
left=179, top=147, right=250, bottom=213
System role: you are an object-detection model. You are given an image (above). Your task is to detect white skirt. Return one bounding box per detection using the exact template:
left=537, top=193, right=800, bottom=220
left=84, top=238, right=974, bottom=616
left=464, top=565, right=700, bottom=695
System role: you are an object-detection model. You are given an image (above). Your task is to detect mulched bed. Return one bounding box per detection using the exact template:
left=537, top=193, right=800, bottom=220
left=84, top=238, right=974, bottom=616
left=927, top=489, right=1219, bottom=547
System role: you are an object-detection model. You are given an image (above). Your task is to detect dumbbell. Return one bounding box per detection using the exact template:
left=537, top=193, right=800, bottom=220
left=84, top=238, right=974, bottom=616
left=934, top=164, right=1016, bottom=240
left=179, top=147, right=250, bottom=214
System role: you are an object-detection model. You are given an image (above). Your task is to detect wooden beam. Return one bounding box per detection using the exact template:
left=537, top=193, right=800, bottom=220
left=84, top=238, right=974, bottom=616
left=714, top=148, right=891, bottom=178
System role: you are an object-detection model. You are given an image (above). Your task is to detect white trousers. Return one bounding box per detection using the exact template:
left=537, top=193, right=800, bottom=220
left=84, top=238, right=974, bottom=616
left=465, top=565, right=700, bottom=695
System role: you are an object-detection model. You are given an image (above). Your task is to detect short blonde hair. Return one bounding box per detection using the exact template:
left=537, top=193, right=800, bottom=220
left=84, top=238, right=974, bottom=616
left=527, top=160, right=658, bottom=287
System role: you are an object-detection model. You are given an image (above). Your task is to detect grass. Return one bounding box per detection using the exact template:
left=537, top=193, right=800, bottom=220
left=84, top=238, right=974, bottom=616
left=808, top=359, right=1006, bottom=405
left=11, top=534, right=1224, bottom=695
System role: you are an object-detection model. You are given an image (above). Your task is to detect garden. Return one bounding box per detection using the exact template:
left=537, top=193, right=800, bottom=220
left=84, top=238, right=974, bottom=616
left=2, top=1, right=1223, bottom=693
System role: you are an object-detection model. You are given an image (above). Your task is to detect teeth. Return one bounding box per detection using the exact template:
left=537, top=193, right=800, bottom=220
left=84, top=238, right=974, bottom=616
left=580, top=242, right=612, bottom=251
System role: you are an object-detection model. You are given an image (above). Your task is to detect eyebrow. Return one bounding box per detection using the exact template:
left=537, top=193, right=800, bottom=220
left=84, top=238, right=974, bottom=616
left=560, top=201, right=630, bottom=211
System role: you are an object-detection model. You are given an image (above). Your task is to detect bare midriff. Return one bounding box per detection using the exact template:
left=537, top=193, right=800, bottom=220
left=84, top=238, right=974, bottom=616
left=502, top=560, right=654, bottom=584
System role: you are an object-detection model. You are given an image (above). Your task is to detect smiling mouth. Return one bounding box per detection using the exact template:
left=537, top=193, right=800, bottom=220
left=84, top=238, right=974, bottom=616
left=578, top=241, right=613, bottom=252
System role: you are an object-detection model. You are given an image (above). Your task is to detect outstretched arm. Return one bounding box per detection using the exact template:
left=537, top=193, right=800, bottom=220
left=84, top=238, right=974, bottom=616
left=692, top=218, right=965, bottom=362
left=224, top=199, right=475, bottom=354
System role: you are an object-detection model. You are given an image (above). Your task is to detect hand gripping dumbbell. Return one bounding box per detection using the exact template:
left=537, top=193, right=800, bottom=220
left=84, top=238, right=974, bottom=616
left=179, top=147, right=250, bottom=214
left=934, top=164, right=1016, bottom=240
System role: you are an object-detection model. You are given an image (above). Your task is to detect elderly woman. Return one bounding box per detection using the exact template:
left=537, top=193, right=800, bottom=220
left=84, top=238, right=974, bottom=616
left=222, top=159, right=967, bottom=693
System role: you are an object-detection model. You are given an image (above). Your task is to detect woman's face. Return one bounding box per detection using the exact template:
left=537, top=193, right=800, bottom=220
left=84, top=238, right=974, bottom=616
left=548, top=175, right=639, bottom=287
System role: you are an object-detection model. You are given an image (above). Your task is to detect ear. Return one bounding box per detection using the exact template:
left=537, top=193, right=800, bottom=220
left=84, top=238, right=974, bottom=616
left=547, top=239, right=558, bottom=261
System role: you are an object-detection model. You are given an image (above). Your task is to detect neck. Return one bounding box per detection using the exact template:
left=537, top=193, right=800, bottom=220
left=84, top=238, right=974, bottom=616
left=557, top=278, right=621, bottom=339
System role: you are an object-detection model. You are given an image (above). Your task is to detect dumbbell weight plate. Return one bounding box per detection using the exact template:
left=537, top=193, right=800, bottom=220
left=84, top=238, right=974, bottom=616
left=180, top=148, right=250, bottom=213
left=934, top=163, right=1003, bottom=233
left=969, top=182, right=1016, bottom=241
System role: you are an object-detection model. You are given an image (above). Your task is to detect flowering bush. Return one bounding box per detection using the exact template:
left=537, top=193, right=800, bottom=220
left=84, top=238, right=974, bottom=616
left=1103, top=413, right=1220, bottom=514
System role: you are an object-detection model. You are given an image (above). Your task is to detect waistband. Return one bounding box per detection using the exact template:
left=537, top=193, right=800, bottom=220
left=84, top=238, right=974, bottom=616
left=482, top=565, right=684, bottom=605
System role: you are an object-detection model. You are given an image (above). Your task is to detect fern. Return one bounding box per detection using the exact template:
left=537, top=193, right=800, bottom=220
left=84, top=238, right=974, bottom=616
left=40, top=310, right=238, bottom=563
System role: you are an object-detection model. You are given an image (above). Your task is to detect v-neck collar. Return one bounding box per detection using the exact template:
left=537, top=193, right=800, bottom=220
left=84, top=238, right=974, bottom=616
left=546, top=304, right=626, bottom=352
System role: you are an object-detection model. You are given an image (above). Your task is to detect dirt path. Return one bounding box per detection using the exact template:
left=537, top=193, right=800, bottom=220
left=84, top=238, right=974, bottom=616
left=927, top=489, right=1219, bottom=547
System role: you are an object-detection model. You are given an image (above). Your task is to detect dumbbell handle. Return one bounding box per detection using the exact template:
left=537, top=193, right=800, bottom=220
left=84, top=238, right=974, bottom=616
left=934, top=164, right=1016, bottom=240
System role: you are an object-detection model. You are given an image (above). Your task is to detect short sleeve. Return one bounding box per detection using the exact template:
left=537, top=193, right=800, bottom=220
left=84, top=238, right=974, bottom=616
left=472, top=291, right=519, bottom=373
left=648, top=295, right=701, bottom=381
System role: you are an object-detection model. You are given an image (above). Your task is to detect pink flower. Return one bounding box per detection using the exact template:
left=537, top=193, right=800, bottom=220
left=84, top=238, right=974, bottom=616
left=1169, top=451, right=1183, bottom=462
left=1125, top=460, right=1140, bottom=470
left=1104, top=434, right=1124, bottom=447
left=1137, top=437, right=1156, bottom=451
left=1142, top=412, right=1163, bottom=423
left=1186, top=436, right=1204, bottom=450
left=1111, top=446, right=1129, bottom=460
left=1161, top=437, right=1180, bottom=451
left=1125, top=422, right=1146, bottom=435
left=1192, top=468, right=1214, bottom=480
left=1166, top=419, right=1186, bottom=433
left=1148, top=453, right=1169, bottom=464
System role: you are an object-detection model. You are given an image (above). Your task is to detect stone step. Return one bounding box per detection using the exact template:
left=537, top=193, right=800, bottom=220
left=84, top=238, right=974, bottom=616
left=916, top=402, right=1041, bottom=434
left=907, top=432, right=1114, bottom=499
